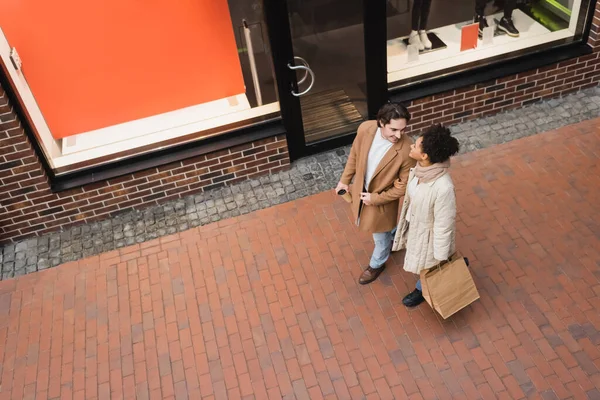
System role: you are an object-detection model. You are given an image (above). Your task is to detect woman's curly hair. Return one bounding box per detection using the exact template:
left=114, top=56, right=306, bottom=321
left=420, top=124, right=460, bottom=164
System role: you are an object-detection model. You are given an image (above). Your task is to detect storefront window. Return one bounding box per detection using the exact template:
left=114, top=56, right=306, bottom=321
left=386, top=0, right=593, bottom=89
left=0, top=0, right=279, bottom=174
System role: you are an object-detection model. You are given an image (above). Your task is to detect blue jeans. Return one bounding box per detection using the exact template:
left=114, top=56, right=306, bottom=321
left=370, top=228, right=396, bottom=269
left=416, top=279, right=422, bottom=291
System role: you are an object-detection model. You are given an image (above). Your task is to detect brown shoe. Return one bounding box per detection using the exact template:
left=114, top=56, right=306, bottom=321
left=358, top=265, right=386, bottom=285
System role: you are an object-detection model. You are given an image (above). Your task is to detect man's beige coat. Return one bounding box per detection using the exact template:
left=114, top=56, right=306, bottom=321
left=340, top=120, right=415, bottom=233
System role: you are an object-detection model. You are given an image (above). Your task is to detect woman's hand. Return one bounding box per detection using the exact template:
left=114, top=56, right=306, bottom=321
left=436, top=259, right=450, bottom=267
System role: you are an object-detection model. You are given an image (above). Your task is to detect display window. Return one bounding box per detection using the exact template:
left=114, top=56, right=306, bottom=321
left=0, top=0, right=278, bottom=174
left=386, top=0, right=593, bottom=88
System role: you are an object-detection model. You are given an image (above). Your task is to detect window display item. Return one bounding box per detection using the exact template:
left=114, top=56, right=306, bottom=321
left=420, top=30, right=433, bottom=49
left=497, top=16, right=520, bottom=37
left=408, top=30, right=433, bottom=51
left=409, top=29, right=433, bottom=51
left=407, top=43, right=420, bottom=63
left=402, top=32, right=447, bottom=54
left=243, top=20, right=262, bottom=106
left=482, top=24, right=495, bottom=45
left=412, top=0, right=432, bottom=31
left=409, top=30, right=425, bottom=51
left=474, top=14, right=490, bottom=36
left=475, top=0, right=520, bottom=38
left=411, top=0, right=433, bottom=50
left=460, top=23, right=479, bottom=51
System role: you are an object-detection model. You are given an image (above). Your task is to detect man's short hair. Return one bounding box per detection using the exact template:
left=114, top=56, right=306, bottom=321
left=376, top=102, right=411, bottom=126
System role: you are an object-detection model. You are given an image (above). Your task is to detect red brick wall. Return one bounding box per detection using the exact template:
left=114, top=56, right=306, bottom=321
left=1, top=3, right=600, bottom=244
left=589, top=5, right=600, bottom=48
left=0, top=83, right=289, bottom=243
left=405, top=53, right=600, bottom=134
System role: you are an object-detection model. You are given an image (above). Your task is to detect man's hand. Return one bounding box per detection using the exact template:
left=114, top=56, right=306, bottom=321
left=335, top=182, right=349, bottom=194
left=360, top=192, right=373, bottom=205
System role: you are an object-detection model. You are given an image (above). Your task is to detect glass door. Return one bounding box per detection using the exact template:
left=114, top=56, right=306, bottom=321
left=264, top=0, right=370, bottom=159
left=287, top=0, right=368, bottom=144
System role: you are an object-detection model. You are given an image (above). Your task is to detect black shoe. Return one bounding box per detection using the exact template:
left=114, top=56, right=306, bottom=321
left=402, top=289, right=425, bottom=308
left=498, top=17, right=519, bottom=37
left=475, top=15, right=489, bottom=35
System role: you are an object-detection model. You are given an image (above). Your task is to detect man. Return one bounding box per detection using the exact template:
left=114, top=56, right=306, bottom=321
left=335, top=103, right=416, bottom=285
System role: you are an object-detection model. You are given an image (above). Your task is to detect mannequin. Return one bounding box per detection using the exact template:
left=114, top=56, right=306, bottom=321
left=408, top=0, right=433, bottom=51
left=474, top=0, right=520, bottom=38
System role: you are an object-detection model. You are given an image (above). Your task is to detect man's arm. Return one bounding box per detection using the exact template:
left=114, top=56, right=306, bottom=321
left=368, top=157, right=414, bottom=206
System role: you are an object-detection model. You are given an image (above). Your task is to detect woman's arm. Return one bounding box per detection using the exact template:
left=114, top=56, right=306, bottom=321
left=369, top=157, right=414, bottom=206
left=433, top=185, right=456, bottom=261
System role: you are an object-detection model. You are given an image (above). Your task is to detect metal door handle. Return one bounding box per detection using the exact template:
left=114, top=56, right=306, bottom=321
left=288, top=62, right=315, bottom=97
left=293, top=56, right=310, bottom=85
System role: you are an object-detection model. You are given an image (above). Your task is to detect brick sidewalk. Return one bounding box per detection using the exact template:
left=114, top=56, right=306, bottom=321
left=1, top=119, right=600, bottom=399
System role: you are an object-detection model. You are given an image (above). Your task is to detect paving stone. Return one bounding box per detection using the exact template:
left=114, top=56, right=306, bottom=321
left=239, top=207, right=250, bottom=215
left=2, top=261, right=14, bottom=273
left=3, top=251, right=15, bottom=263
left=15, top=242, right=28, bottom=252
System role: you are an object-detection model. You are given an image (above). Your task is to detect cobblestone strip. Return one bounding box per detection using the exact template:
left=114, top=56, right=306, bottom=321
left=2, top=87, right=600, bottom=279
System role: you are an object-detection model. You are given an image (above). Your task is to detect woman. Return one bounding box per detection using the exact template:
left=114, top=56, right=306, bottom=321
left=391, top=124, right=460, bottom=308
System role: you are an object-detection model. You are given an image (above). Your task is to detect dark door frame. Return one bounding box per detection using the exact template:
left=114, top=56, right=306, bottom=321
left=263, top=0, right=388, bottom=161
left=262, top=0, right=305, bottom=161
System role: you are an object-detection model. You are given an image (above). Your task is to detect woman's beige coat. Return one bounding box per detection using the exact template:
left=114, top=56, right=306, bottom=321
left=392, top=168, right=456, bottom=274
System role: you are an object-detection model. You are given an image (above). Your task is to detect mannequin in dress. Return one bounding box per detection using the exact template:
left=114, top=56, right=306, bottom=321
left=408, top=0, right=433, bottom=51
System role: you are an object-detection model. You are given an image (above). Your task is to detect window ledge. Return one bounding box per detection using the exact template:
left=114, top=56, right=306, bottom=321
left=50, top=117, right=286, bottom=192
left=390, top=39, right=593, bottom=103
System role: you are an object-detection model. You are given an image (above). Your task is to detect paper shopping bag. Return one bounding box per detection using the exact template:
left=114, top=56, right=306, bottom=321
left=420, top=251, right=480, bottom=319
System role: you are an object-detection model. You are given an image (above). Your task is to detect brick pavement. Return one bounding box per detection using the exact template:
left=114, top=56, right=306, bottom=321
left=3, top=87, right=600, bottom=278
left=0, top=119, right=600, bottom=399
